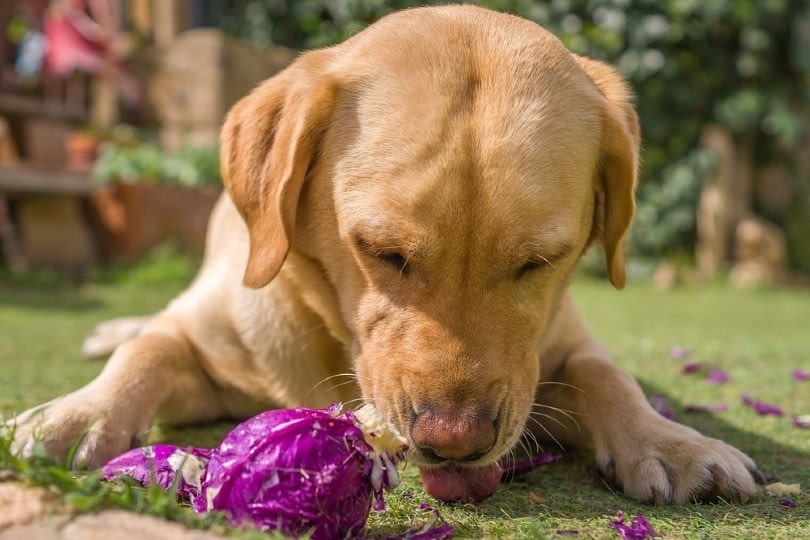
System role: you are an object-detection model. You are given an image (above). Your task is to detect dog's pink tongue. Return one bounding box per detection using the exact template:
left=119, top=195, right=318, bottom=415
left=420, top=463, right=503, bottom=503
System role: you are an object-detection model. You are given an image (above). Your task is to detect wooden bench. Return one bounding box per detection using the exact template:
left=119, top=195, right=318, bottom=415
left=0, top=164, right=100, bottom=273
left=0, top=164, right=97, bottom=195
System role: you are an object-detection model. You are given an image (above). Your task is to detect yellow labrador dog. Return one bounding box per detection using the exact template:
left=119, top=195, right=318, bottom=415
left=11, top=5, right=762, bottom=504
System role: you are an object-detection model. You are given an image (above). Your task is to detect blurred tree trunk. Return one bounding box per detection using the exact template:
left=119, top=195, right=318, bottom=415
left=153, top=0, right=190, bottom=48
left=88, top=0, right=123, bottom=129
left=129, top=0, right=151, bottom=36
left=696, top=125, right=754, bottom=277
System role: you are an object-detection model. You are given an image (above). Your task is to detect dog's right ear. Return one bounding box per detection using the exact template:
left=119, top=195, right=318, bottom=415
left=574, top=55, right=640, bottom=290
left=220, top=52, right=338, bottom=288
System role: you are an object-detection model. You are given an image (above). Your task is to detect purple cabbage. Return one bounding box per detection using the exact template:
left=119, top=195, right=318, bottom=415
left=501, top=453, right=562, bottom=480
left=609, top=511, right=658, bottom=539
left=195, top=405, right=405, bottom=538
left=103, top=405, right=413, bottom=539
left=792, top=369, right=810, bottom=382
left=741, top=395, right=784, bottom=416
left=683, top=403, right=729, bottom=414
left=669, top=346, right=690, bottom=360
left=387, top=504, right=455, bottom=540
left=680, top=362, right=706, bottom=374
left=101, top=445, right=210, bottom=501
left=793, top=415, right=810, bottom=428
left=648, top=395, right=677, bottom=421
left=707, top=369, right=730, bottom=385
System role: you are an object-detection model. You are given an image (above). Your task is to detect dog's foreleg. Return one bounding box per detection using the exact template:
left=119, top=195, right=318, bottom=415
left=9, top=330, right=222, bottom=469
left=532, top=340, right=762, bottom=504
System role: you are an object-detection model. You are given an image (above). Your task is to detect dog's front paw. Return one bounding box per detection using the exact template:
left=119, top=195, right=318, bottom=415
left=595, top=418, right=764, bottom=504
left=7, top=389, right=151, bottom=469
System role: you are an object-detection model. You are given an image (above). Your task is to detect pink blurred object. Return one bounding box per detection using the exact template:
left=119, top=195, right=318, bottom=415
left=43, top=0, right=109, bottom=77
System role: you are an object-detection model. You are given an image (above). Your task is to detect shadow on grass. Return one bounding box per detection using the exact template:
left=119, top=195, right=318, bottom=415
left=0, top=244, right=199, bottom=312
left=472, top=381, right=810, bottom=529
left=0, top=282, right=103, bottom=311
left=0, top=265, right=106, bottom=311
left=151, top=421, right=239, bottom=451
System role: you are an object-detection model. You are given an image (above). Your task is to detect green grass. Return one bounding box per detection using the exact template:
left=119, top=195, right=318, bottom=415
left=1, top=255, right=809, bottom=538
left=0, top=245, right=200, bottom=416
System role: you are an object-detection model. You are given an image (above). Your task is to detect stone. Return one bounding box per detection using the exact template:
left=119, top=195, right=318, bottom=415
left=0, top=482, right=63, bottom=530
left=729, top=215, right=787, bottom=287
left=0, top=483, right=226, bottom=540
left=62, top=510, right=224, bottom=540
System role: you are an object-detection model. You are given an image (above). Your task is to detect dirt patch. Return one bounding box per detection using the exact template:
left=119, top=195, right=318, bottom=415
left=0, top=482, right=225, bottom=539
left=0, top=481, right=65, bottom=529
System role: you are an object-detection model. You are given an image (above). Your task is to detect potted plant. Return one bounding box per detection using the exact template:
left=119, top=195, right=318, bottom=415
left=64, top=126, right=104, bottom=171
left=89, top=139, right=222, bottom=261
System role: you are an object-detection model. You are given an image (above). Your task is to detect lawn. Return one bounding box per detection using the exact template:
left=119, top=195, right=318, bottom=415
left=1, top=253, right=808, bottom=538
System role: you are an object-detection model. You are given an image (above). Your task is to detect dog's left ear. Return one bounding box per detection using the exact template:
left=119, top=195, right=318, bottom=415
left=221, top=51, right=338, bottom=288
left=575, top=55, right=640, bottom=289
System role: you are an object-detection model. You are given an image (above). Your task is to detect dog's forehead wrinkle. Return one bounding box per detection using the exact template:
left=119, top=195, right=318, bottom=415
left=328, top=8, right=603, bottom=187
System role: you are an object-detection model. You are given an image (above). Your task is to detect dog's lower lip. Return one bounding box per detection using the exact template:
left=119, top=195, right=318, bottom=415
left=413, top=453, right=447, bottom=466
left=411, top=448, right=488, bottom=467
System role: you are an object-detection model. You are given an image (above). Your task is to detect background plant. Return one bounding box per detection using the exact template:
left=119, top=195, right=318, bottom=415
left=93, top=140, right=221, bottom=187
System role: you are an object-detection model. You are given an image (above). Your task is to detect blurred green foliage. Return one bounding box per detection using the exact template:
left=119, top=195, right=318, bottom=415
left=205, top=0, right=810, bottom=268
left=93, top=142, right=221, bottom=187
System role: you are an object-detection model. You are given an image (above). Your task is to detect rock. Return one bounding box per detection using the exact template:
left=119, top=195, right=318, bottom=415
left=729, top=215, right=787, bottom=287
left=0, top=516, right=72, bottom=540
left=0, top=483, right=226, bottom=540
left=62, top=510, right=224, bottom=540
left=0, top=482, right=63, bottom=530
left=652, top=262, right=678, bottom=290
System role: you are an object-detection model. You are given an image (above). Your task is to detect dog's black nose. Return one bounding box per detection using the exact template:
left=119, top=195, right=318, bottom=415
left=411, top=407, right=496, bottom=462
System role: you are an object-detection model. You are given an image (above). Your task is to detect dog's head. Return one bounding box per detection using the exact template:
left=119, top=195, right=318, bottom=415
left=221, top=6, right=639, bottom=502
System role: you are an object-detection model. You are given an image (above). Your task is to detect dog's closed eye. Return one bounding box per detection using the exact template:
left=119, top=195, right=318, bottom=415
left=515, top=259, right=546, bottom=279
left=376, top=250, right=409, bottom=274
left=514, top=240, right=574, bottom=281
left=515, top=248, right=570, bottom=280
left=355, top=236, right=410, bottom=275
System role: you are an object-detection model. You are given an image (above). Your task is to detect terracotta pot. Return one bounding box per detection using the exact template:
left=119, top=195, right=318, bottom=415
left=89, top=181, right=222, bottom=261
left=65, top=131, right=101, bottom=171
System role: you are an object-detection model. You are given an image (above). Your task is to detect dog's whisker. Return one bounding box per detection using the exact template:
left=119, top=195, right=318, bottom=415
left=305, top=372, right=359, bottom=399
left=321, top=379, right=361, bottom=397
left=521, top=426, right=543, bottom=454
left=531, top=401, right=584, bottom=419
left=340, top=397, right=372, bottom=410
left=530, top=404, right=583, bottom=432
left=535, top=381, right=587, bottom=394
left=289, top=323, right=329, bottom=342
left=502, top=446, right=520, bottom=488
left=516, top=437, right=533, bottom=460
left=536, top=254, right=555, bottom=269
left=306, top=372, right=358, bottom=395
left=524, top=414, right=566, bottom=451
left=529, top=410, right=572, bottom=432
